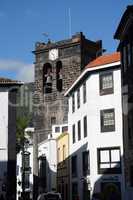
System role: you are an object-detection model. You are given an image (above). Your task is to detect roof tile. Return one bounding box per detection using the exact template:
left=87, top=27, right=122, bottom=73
left=86, top=52, right=120, bottom=69
left=0, top=77, right=22, bottom=85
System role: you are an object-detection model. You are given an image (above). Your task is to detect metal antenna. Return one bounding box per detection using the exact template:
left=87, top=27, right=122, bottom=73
left=42, top=32, right=50, bottom=42
left=68, top=8, right=72, bottom=38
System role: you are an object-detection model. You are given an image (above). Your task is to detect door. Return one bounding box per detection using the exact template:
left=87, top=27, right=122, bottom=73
left=101, top=182, right=121, bottom=200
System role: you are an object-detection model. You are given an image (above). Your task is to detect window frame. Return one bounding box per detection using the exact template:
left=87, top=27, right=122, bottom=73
left=99, top=72, right=114, bottom=95
left=130, top=165, right=133, bottom=187
left=62, top=126, right=68, bottom=133
left=57, top=147, right=60, bottom=163
left=83, top=116, right=87, bottom=138
left=63, top=145, right=66, bottom=161
left=123, top=45, right=127, bottom=72
left=83, top=81, right=87, bottom=103
left=24, top=172, right=30, bottom=189
left=55, top=126, right=60, bottom=133
left=82, top=151, right=90, bottom=176
left=77, top=88, right=80, bottom=109
left=72, top=124, right=76, bottom=144
left=72, top=182, right=78, bottom=200
left=22, top=152, right=30, bottom=171
left=100, top=109, right=115, bottom=132
left=51, top=117, right=56, bottom=125
left=72, top=93, right=75, bottom=113
left=127, top=43, right=131, bottom=67
left=78, top=120, right=81, bottom=141
left=97, top=147, right=121, bottom=174
left=71, top=155, right=77, bottom=177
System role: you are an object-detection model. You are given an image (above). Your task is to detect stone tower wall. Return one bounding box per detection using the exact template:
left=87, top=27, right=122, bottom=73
left=33, top=33, right=102, bottom=142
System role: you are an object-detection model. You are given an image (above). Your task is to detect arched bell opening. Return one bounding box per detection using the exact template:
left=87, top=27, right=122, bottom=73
left=43, top=63, right=53, bottom=93
left=56, top=61, right=63, bottom=92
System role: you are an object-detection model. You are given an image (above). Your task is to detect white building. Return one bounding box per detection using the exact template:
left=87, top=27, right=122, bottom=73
left=65, top=52, right=125, bottom=200
left=17, top=124, right=67, bottom=199
left=0, top=77, right=22, bottom=199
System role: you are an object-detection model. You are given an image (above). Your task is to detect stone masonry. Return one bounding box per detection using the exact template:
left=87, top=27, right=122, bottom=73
left=33, top=32, right=102, bottom=143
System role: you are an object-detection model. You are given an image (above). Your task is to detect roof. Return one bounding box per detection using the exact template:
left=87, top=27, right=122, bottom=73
left=114, top=5, right=133, bottom=39
left=86, top=52, right=120, bottom=68
left=65, top=52, right=120, bottom=96
left=0, top=77, right=23, bottom=85
left=33, top=32, right=102, bottom=54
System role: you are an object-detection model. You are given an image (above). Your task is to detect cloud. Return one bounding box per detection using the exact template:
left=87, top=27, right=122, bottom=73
left=0, top=59, right=34, bottom=82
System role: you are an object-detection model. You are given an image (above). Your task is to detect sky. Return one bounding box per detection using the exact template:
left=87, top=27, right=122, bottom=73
left=0, top=0, right=132, bottom=82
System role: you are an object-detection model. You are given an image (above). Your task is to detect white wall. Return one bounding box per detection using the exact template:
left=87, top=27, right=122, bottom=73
left=0, top=89, right=8, bottom=196
left=68, top=67, right=125, bottom=200
left=38, top=138, right=57, bottom=192
left=0, top=90, right=8, bottom=148
left=17, top=135, right=57, bottom=199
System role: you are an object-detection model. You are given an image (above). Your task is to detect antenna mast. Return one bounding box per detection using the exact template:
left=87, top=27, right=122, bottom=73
left=68, top=8, right=72, bottom=38
left=42, top=32, right=50, bottom=42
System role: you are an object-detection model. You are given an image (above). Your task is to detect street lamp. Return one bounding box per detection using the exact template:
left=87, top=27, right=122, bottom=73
left=21, top=138, right=30, bottom=200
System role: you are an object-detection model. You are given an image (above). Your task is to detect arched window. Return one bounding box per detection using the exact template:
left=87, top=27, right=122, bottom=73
left=56, top=61, right=63, bottom=92
left=43, top=63, right=52, bottom=93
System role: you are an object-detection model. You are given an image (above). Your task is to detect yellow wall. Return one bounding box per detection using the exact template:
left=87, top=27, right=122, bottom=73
left=57, top=133, right=69, bottom=163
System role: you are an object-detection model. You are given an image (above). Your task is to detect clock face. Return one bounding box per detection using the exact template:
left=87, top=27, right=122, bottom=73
left=49, top=49, right=58, bottom=61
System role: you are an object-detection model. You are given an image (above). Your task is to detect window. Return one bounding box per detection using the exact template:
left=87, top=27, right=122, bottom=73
left=71, top=155, right=77, bottom=177
left=72, top=93, right=75, bottom=113
left=55, top=126, right=60, bottom=133
left=72, top=124, right=76, bottom=144
left=22, top=152, right=30, bottom=171
left=78, top=120, right=81, bottom=141
left=82, top=151, right=90, bottom=176
left=24, top=172, right=30, bottom=189
left=39, top=157, right=46, bottom=178
left=83, top=181, right=90, bottom=200
left=130, top=165, right=133, bottom=187
left=77, top=88, right=80, bottom=108
left=97, top=147, right=121, bottom=174
left=51, top=117, right=56, bottom=125
left=65, top=184, right=68, bottom=200
left=132, top=43, right=133, bottom=65
left=39, top=156, right=47, bottom=188
left=72, top=182, right=78, bottom=200
left=83, top=82, right=86, bottom=103
left=84, top=116, right=87, bottom=138
left=57, top=148, right=60, bottom=163
left=100, top=72, right=113, bottom=95
left=128, top=109, right=133, bottom=145
left=77, top=89, right=80, bottom=108
left=123, top=46, right=127, bottom=72
left=62, top=126, right=68, bottom=132
left=127, top=43, right=131, bottom=66
left=100, top=109, right=115, bottom=132
left=63, top=145, right=66, bottom=160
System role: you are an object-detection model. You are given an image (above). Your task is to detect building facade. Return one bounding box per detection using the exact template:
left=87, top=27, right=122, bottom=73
left=65, top=53, right=125, bottom=200
left=33, top=32, right=102, bottom=197
left=33, top=32, right=102, bottom=142
left=114, top=5, right=133, bottom=199
left=0, top=77, right=22, bottom=200
left=56, top=131, right=69, bottom=200
left=17, top=124, right=68, bottom=199
left=17, top=129, right=57, bottom=199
